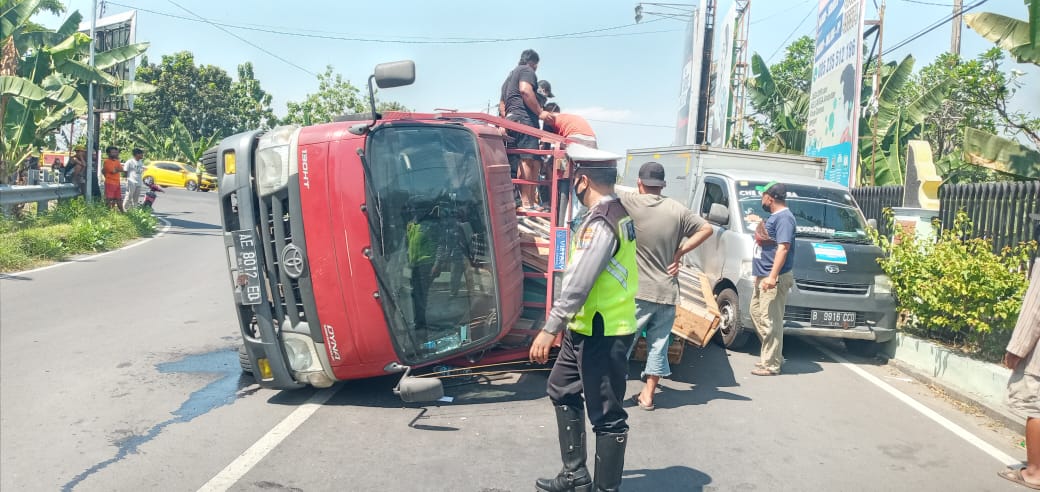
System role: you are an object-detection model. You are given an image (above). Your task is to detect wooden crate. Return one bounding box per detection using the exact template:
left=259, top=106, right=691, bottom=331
left=672, top=270, right=722, bottom=348
left=630, top=335, right=685, bottom=365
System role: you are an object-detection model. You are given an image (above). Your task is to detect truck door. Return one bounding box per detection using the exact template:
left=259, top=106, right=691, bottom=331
left=687, top=176, right=729, bottom=282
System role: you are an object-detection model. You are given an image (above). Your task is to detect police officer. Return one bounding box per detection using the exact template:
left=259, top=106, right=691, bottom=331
left=530, top=145, right=638, bottom=492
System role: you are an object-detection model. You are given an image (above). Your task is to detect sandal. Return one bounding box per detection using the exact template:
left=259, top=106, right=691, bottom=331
left=998, top=466, right=1040, bottom=490
left=629, top=395, right=655, bottom=411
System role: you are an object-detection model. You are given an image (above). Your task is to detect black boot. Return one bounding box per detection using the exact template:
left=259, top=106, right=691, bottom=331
left=536, top=405, right=592, bottom=492
left=593, top=432, right=628, bottom=492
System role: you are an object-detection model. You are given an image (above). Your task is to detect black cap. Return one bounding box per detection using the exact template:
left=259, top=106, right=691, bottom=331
left=756, top=180, right=787, bottom=200
left=638, top=162, right=666, bottom=187
left=538, top=80, right=554, bottom=98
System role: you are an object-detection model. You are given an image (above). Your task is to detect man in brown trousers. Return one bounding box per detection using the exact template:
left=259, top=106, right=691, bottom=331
left=999, top=260, right=1040, bottom=489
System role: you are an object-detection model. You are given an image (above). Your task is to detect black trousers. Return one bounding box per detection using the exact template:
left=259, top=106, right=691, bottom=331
left=547, top=314, right=635, bottom=435
left=410, top=263, right=434, bottom=329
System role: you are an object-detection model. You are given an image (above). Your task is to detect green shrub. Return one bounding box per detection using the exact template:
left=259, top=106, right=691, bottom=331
left=18, top=225, right=70, bottom=259
left=0, top=233, right=33, bottom=271
left=875, top=211, right=1036, bottom=362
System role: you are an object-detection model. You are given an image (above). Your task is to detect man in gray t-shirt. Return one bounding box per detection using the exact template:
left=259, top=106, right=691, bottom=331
left=619, top=162, right=713, bottom=410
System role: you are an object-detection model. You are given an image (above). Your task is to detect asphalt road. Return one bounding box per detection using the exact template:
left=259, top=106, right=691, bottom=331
left=0, top=189, right=1029, bottom=492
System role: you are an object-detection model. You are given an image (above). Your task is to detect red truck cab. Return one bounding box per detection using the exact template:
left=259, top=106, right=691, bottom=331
left=215, top=62, right=569, bottom=396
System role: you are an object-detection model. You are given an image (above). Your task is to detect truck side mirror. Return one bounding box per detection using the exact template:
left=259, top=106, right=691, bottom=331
left=374, top=60, right=416, bottom=89
left=867, top=218, right=878, bottom=229
left=708, top=203, right=729, bottom=226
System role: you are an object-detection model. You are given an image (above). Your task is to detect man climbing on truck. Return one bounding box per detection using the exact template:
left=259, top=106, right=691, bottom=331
left=530, top=146, right=638, bottom=492
left=499, top=49, right=551, bottom=211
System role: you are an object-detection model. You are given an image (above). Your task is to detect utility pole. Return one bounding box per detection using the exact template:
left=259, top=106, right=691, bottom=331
left=951, top=0, right=963, bottom=55
left=85, top=0, right=98, bottom=201
left=867, top=1, right=885, bottom=187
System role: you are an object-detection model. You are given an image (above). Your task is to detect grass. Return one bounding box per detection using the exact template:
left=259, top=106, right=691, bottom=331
left=0, top=198, right=158, bottom=272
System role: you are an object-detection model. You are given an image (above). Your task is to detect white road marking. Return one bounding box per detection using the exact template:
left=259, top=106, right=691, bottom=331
left=811, top=342, right=1020, bottom=466
left=2, top=217, right=172, bottom=277
left=197, top=387, right=338, bottom=492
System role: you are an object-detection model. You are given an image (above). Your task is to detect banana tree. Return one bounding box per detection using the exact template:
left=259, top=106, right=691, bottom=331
left=858, top=55, right=952, bottom=185
left=962, top=127, right=1040, bottom=179
left=745, top=53, right=809, bottom=154
left=1, top=5, right=154, bottom=183
left=171, top=117, right=220, bottom=166
left=965, top=0, right=1040, bottom=66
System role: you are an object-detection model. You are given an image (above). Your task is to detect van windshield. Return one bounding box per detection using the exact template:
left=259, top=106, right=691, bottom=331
left=365, top=125, right=500, bottom=364
left=735, top=182, right=869, bottom=241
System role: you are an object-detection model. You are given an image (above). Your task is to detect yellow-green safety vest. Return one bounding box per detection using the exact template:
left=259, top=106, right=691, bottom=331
left=568, top=200, right=639, bottom=336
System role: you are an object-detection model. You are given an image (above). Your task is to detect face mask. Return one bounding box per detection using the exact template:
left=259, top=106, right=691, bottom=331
left=574, top=178, right=588, bottom=207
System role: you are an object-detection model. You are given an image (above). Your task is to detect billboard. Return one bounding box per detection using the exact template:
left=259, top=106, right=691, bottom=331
left=804, top=0, right=866, bottom=187
left=708, top=4, right=738, bottom=147
left=674, top=5, right=706, bottom=146
left=80, top=10, right=138, bottom=112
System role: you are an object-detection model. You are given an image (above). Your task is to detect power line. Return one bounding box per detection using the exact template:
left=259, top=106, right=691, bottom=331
left=165, top=0, right=317, bottom=77
left=766, top=7, right=815, bottom=63
left=882, top=0, right=989, bottom=55
left=113, top=3, right=669, bottom=45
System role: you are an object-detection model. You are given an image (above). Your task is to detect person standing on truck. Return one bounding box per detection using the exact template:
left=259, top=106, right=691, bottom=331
left=542, top=103, right=597, bottom=148
left=746, top=181, right=796, bottom=376
left=997, top=259, right=1040, bottom=489
left=499, top=49, right=551, bottom=212
left=530, top=149, right=638, bottom=492
left=620, top=162, right=713, bottom=410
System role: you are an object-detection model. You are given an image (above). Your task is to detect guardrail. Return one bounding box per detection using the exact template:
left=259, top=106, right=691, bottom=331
left=0, top=183, right=81, bottom=212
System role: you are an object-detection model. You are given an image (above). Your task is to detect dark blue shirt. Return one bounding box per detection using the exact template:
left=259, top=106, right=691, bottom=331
left=752, top=207, right=795, bottom=277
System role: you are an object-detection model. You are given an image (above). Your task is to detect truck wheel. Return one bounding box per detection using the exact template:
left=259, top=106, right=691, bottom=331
left=714, top=288, right=750, bottom=349
left=238, top=345, right=253, bottom=375
left=845, top=339, right=881, bottom=358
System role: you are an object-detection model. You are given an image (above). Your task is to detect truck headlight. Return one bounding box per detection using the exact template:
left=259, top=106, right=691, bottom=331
left=256, top=126, right=299, bottom=196
left=281, top=333, right=314, bottom=372
left=874, top=274, right=893, bottom=295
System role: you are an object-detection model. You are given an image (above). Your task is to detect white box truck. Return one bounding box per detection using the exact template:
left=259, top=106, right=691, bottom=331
left=621, top=145, right=897, bottom=356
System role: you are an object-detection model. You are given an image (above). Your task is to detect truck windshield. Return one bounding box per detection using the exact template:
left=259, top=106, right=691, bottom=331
left=735, top=182, right=869, bottom=241
left=365, top=125, right=500, bottom=364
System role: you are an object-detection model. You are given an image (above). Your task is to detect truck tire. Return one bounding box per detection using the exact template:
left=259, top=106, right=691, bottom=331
left=845, top=339, right=881, bottom=358
left=238, top=345, right=253, bottom=375
left=714, top=288, right=750, bottom=349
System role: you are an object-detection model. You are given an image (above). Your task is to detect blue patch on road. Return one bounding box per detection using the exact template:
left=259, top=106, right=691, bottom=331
left=62, top=349, right=247, bottom=491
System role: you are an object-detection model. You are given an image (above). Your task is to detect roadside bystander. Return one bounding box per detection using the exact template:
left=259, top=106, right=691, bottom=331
left=122, top=148, right=145, bottom=210
left=998, top=260, right=1040, bottom=490
left=620, top=162, right=713, bottom=410
left=102, top=146, right=124, bottom=212
left=499, top=49, right=550, bottom=211
left=745, top=181, right=795, bottom=376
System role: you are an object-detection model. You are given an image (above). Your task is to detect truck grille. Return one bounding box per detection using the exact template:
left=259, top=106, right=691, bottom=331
left=784, top=306, right=867, bottom=325
left=795, top=279, right=870, bottom=295
left=258, top=190, right=307, bottom=326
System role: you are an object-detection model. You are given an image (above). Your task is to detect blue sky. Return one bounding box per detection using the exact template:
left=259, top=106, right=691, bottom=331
left=39, top=0, right=1039, bottom=155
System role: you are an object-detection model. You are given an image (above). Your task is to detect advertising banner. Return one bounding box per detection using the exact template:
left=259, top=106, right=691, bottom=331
left=674, top=6, right=705, bottom=146
left=708, top=4, right=738, bottom=147
left=804, top=0, right=866, bottom=187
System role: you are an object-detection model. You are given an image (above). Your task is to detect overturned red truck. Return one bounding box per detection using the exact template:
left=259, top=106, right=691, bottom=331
left=212, top=61, right=617, bottom=400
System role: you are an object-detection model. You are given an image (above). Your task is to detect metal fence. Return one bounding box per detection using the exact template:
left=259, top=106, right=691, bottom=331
left=851, top=181, right=1040, bottom=253
left=851, top=186, right=905, bottom=237
left=939, top=181, right=1040, bottom=252
left=0, top=183, right=80, bottom=213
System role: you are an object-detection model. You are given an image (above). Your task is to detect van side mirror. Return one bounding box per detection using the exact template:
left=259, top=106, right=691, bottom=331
left=867, top=218, right=878, bottom=229
left=708, top=203, right=729, bottom=226
left=374, top=60, right=416, bottom=89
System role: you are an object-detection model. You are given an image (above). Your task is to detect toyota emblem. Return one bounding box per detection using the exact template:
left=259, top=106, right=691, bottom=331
left=824, top=264, right=840, bottom=274
left=281, top=244, right=306, bottom=279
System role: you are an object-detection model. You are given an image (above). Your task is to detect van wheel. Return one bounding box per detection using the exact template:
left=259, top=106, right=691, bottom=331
left=845, top=339, right=881, bottom=358
left=238, top=345, right=253, bottom=375
left=714, top=288, right=750, bottom=349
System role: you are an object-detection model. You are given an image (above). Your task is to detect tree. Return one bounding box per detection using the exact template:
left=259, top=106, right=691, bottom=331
left=376, top=100, right=411, bottom=113
left=745, top=37, right=814, bottom=153
left=119, top=52, right=276, bottom=141
left=283, top=66, right=367, bottom=125
left=1, top=1, right=152, bottom=183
